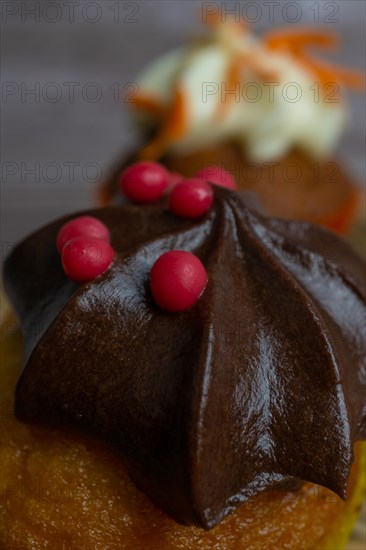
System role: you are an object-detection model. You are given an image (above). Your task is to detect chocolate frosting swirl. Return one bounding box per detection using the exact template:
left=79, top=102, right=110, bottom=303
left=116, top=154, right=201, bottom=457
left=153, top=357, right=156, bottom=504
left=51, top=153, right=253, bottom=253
left=3, top=187, right=366, bottom=529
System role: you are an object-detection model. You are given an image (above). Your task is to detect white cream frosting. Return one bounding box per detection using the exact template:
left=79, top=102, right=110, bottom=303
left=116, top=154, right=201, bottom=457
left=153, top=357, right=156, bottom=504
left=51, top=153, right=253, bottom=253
left=136, top=24, right=348, bottom=162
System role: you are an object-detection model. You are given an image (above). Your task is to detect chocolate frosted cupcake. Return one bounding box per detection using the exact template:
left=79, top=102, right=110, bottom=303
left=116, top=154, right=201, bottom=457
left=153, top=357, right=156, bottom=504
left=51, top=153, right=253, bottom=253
left=101, top=16, right=365, bottom=234
left=1, top=170, right=366, bottom=548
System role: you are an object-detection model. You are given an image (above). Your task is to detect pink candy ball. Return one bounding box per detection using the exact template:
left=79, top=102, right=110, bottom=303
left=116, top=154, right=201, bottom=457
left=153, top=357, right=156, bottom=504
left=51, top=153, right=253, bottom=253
left=169, top=178, right=213, bottom=219
left=195, top=165, right=237, bottom=190
left=62, top=237, right=115, bottom=283
left=150, top=250, right=207, bottom=312
left=119, top=161, right=170, bottom=203
left=57, top=216, right=110, bottom=254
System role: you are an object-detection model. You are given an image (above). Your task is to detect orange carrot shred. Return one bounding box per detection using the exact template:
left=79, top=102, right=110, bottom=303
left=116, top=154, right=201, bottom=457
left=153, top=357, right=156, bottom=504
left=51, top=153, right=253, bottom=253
left=204, top=12, right=248, bottom=33
left=138, top=87, right=187, bottom=160
left=295, top=53, right=365, bottom=91
left=326, top=66, right=366, bottom=90
left=131, top=93, right=166, bottom=118
left=204, top=12, right=222, bottom=27
left=264, top=28, right=365, bottom=91
left=264, top=29, right=339, bottom=52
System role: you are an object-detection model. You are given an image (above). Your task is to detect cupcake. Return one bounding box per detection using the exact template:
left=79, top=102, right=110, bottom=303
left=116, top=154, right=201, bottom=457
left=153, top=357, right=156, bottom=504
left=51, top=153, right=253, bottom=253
left=101, top=16, right=365, bottom=234
left=1, top=170, right=366, bottom=548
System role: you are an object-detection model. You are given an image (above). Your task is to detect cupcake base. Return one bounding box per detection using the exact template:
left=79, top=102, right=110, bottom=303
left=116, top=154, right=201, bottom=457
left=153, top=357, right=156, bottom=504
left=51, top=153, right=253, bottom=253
left=0, top=307, right=365, bottom=549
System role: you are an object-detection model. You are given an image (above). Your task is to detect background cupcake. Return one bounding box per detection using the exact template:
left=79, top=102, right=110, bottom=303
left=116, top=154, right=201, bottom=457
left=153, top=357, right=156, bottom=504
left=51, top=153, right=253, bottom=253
left=101, top=14, right=365, bottom=234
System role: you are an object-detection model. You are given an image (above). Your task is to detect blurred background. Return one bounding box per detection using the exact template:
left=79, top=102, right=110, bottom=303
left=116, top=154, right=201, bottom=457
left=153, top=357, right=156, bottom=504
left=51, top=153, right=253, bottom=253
left=1, top=0, right=365, bottom=251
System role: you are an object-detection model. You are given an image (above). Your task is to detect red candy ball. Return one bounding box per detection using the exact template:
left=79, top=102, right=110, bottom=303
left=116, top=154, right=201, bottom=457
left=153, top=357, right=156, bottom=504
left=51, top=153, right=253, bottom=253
left=150, top=250, right=207, bottom=312
left=62, top=237, right=115, bottom=283
left=119, top=161, right=170, bottom=203
left=196, top=165, right=237, bottom=190
left=168, top=178, right=213, bottom=219
left=57, top=216, right=110, bottom=254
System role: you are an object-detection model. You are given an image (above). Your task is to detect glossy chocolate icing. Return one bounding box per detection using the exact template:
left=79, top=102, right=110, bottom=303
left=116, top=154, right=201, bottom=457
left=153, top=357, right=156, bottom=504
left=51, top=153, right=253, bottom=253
left=3, top=187, right=366, bottom=529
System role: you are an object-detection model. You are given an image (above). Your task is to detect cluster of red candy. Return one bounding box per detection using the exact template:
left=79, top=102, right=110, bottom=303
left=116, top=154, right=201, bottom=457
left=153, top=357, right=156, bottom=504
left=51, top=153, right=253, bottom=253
left=57, top=162, right=236, bottom=312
